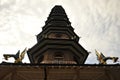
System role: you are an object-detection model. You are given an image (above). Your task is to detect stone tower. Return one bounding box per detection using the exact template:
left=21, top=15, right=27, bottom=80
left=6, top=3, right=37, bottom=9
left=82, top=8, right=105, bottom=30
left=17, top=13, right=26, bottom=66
left=27, top=5, right=89, bottom=64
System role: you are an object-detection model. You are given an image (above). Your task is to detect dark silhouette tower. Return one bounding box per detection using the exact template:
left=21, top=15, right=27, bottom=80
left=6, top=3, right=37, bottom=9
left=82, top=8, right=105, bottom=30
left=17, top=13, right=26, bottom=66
left=27, top=5, right=89, bottom=64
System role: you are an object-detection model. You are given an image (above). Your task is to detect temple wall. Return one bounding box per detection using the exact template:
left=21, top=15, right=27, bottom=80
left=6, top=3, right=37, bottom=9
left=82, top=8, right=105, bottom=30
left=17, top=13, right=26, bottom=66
left=0, top=64, right=120, bottom=80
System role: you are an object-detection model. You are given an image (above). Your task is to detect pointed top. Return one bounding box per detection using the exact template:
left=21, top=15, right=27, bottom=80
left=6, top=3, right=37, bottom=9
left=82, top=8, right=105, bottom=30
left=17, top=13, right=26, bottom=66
left=49, top=5, right=66, bottom=16
left=44, top=5, right=71, bottom=29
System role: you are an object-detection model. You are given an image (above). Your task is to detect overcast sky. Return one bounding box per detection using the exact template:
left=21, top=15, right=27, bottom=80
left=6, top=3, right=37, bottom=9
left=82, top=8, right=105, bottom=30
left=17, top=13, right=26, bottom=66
left=0, top=0, right=120, bottom=64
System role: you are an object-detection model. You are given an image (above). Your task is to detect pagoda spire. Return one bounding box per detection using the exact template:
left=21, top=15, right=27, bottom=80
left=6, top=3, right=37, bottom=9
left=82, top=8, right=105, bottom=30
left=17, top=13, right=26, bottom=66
left=49, top=5, right=67, bottom=16
left=37, top=5, right=78, bottom=42
left=43, top=5, right=71, bottom=30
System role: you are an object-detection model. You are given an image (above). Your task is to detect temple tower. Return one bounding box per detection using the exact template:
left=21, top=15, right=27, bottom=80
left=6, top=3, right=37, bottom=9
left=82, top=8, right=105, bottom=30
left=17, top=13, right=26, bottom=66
left=27, top=5, right=89, bottom=64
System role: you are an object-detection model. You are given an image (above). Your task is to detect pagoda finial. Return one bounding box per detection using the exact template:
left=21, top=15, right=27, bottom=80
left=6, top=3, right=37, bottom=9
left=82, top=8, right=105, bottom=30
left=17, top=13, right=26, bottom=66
left=44, top=5, right=71, bottom=29
left=49, top=5, right=67, bottom=16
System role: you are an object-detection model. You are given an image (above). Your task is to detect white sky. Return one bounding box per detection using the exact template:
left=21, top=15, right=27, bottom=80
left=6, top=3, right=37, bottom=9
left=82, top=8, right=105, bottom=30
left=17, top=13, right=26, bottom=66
left=0, top=0, right=120, bottom=64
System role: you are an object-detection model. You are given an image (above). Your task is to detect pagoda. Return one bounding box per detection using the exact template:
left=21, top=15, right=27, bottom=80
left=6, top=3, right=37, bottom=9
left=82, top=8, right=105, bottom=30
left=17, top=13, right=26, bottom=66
left=27, top=5, right=89, bottom=64
left=0, top=5, right=120, bottom=80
